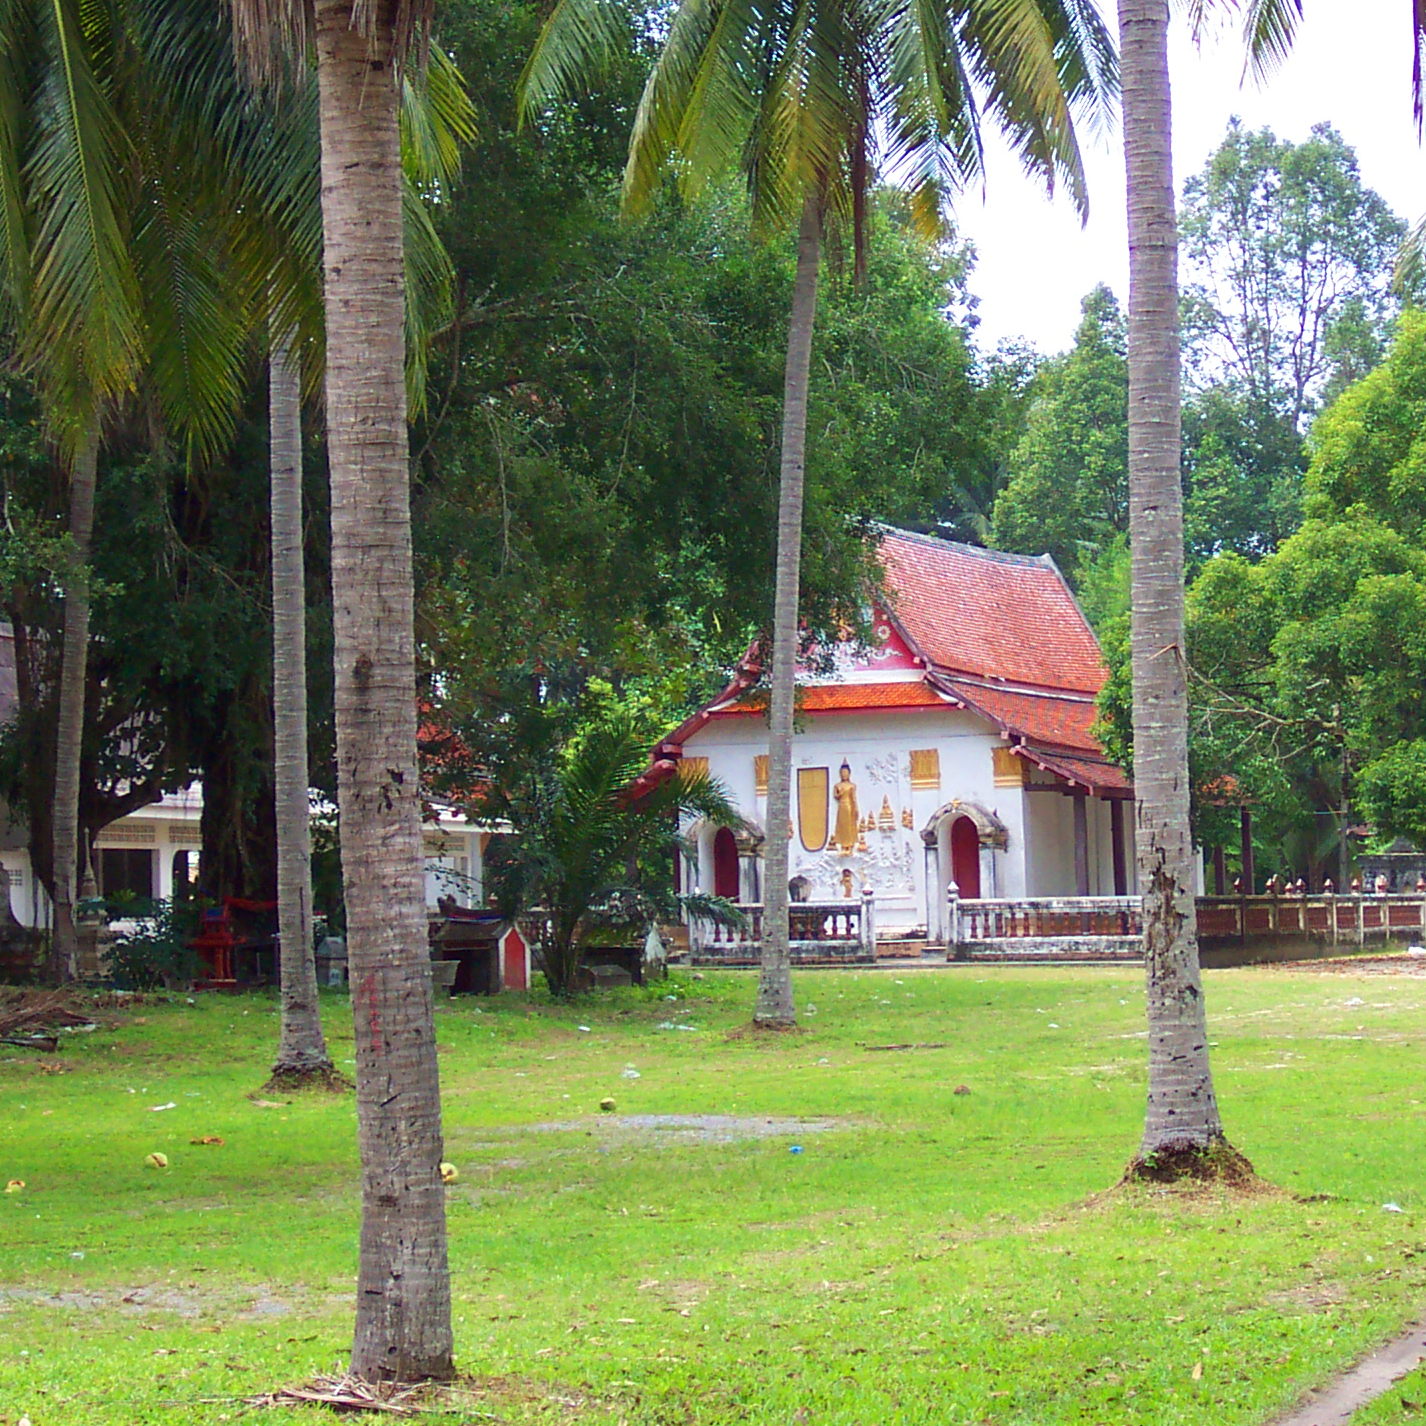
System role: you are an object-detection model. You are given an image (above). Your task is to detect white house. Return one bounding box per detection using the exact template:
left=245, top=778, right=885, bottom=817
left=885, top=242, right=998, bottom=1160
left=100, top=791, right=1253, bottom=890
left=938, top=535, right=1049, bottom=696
left=0, top=627, right=492, bottom=930
left=0, top=785, right=491, bottom=931
left=647, top=527, right=1135, bottom=942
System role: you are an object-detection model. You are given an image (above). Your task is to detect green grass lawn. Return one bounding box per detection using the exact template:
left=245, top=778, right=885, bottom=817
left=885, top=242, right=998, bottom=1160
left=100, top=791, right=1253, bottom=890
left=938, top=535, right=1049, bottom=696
left=2, top=963, right=1425, bottom=1425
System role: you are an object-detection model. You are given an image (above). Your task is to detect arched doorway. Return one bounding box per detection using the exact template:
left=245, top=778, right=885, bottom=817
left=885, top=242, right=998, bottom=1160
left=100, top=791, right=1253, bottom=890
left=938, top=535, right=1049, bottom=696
left=712, top=827, right=740, bottom=900
left=950, top=815, right=981, bottom=899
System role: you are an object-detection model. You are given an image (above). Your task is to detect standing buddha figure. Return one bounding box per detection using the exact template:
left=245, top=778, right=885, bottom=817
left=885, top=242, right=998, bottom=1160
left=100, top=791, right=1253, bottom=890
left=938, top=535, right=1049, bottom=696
left=830, top=762, right=860, bottom=854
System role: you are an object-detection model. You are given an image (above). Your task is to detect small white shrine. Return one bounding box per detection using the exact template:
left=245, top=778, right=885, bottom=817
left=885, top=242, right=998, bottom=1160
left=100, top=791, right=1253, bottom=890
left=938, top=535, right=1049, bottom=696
left=653, top=527, right=1135, bottom=941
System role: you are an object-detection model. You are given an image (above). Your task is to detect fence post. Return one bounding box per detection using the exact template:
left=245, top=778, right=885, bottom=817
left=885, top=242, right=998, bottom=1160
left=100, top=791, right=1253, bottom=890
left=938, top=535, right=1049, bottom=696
left=946, top=880, right=961, bottom=955
left=861, top=886, right=876, bottom=958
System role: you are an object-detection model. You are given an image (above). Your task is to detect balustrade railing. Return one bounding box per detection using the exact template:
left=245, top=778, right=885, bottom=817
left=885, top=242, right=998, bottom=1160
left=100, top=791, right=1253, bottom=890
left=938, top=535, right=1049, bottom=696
left=689, top=889, right=876, bottom=960
left=952, top=895, right=1142, bottom=943
left=1195, top=893, right=1426, bottom=942
left=945, top=884, right=1426, bottom=952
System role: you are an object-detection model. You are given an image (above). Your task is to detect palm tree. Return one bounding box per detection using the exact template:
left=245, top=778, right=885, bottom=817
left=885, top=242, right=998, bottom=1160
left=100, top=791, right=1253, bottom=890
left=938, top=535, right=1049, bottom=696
left=1116, top=0, right=1298, bottom=1176
left=262, top=58, right=471, bottom=1091
left=266, top=331, right=332, bottom=1084
left=522, top=0, right=1116, bottom=1026
left=0, top=0, right=313, bottom=979
left=229, top=0, right=460, bottom=1383
left=484, top=712, right=744, bottom=997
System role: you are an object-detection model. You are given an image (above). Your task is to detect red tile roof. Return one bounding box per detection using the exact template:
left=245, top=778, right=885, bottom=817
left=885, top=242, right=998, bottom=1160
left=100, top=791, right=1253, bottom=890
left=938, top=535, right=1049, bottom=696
left=932, top=678, right=1130, bottom=798
left=935, top=679, right=1101, bottom=752
left=1015, top=747, right=1133, bottom=796
left=878, top=529, right=1105, bottom=694
left=644, top=529, right=1132, bottom=799
left=717, top=681, right=948, bottom=715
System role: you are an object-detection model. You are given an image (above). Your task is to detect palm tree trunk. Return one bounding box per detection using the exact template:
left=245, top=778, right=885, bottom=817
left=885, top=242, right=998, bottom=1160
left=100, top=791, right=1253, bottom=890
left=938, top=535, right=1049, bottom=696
left=268, top=330, right=333, bottom=1081
left=1118, top=0, right=1225, bottom=1164
left=314, top=0, right=452, bottom=1381
left=49, top=423, right=99, bottom=983
left=755, top=195, right=820, bottom=1028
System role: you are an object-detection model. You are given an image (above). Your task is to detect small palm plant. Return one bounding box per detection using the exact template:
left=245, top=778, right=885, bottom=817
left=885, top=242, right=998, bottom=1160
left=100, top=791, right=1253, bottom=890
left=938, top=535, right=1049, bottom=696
left=484, top=713, right=744, bottom=997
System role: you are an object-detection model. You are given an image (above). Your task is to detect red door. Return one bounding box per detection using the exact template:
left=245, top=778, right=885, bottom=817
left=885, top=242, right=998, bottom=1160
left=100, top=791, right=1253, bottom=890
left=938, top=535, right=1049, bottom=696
left=950, top=816, right=981, bottom=899
left=713, top=827, right=740, bottom=900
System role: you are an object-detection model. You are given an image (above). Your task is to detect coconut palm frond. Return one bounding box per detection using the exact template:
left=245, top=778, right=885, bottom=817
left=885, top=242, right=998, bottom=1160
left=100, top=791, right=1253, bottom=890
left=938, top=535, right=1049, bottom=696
left=0, top=0, right=33, bottom=323
left=958, top=0, right=1091, bottom=219
left=403, top=178, right=455, bottom=416
left=129, top=125, right=254, bottom=462
left=1241, top=0, right=1302, bottom=84
left=1050, top=0, right=1119, bottom=135
left=624, top=0, right=760, bottom=214
left=517, top=0, right=636, bottom=124
left=25, top=0, right=143, bottom=420
left=1393, top=212, right=1426, bottom=298
left=401, top=42, right=477, bottom=189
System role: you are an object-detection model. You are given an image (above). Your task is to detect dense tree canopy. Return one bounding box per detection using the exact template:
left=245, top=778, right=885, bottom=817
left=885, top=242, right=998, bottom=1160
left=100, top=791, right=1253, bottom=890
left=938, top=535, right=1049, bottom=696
left=1099, top=313, right=1426, bottom=885
left=991, top=285, right=1127, bottom=580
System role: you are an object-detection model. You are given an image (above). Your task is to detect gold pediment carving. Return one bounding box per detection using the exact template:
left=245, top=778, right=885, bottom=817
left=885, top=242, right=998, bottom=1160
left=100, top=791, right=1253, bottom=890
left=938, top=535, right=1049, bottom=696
left=909, top=748, right=940, bottom=789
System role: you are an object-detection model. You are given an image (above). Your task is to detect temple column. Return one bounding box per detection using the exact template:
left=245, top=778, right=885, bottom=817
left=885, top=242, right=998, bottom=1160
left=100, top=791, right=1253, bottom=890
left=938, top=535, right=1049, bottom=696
left=1110, top=798, right=1128, bottom=896
left=1072, top=791, right=1090, bottom=896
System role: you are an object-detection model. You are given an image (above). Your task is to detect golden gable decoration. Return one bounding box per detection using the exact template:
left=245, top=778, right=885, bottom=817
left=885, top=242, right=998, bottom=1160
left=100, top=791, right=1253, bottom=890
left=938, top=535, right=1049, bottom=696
left=679, top=756, right=710, bottom=782
left=992, top=746, right=1027, bottom=786
left=908, top=748, right=940, bottom=789
left=754, top=754, right=769, bottom=794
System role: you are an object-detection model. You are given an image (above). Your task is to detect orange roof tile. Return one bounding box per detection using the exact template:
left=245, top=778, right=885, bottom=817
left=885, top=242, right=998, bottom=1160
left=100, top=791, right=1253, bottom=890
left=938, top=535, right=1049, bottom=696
left=936, top=679, right=1101, bottom=752
left=878, top=529, right=1106, bottom=694
left=717, top=681, right=947, bottom=716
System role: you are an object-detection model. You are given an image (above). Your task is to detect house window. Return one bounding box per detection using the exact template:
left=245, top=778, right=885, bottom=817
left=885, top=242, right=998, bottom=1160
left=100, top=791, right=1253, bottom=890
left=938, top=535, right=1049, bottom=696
left=97, top=848, right=156, bottom=901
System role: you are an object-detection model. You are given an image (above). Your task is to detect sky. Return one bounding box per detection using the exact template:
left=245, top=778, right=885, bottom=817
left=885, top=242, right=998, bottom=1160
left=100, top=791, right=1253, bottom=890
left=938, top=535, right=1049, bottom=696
left=955, top=0, right=1424, bottom=355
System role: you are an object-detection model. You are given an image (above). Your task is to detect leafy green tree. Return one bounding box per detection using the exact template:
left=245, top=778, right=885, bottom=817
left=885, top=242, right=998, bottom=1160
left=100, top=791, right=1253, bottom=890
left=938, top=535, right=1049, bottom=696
left=1358, top=742, right=1426, bottom=852
left=482, top=711, right=741, bottom=998
left=1181, top=385, right=1303, bottom=566
left=1180, top=121, right=1404, bottom=432
left=1302, top=308, right=1426, bottom=541
left=993, top=286, right=1127, bottom=578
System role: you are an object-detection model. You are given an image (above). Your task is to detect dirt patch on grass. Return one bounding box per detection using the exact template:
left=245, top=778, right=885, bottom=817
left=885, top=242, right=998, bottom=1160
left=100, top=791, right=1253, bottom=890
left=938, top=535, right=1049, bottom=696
left=526, top=1114, right=838, bottom=1144
left=1267, top=954, right=1426, bottom=977
left=252, top=1371, right=596, bottom=1420
left=725, top=1021, right=809, bottom=1039
left=1264, top=1281, right=1348, bottom=1311
left=0, top=1285, right=207, bottom=1315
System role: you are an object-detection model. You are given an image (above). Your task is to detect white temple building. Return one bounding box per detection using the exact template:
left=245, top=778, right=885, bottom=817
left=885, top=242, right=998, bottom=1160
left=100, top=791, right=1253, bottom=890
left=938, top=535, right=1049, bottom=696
left=648, top=527, right=1135, bottom=942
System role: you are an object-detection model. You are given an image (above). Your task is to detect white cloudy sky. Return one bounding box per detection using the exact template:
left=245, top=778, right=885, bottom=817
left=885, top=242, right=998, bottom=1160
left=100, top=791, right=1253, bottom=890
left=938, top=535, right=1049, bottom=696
left=954, top=0, right=1424, bottom=354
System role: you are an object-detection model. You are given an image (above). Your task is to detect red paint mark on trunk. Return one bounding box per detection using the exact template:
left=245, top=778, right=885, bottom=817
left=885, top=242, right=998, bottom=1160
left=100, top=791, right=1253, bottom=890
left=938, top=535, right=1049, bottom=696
left=360, top=971, right=382, bottom=1055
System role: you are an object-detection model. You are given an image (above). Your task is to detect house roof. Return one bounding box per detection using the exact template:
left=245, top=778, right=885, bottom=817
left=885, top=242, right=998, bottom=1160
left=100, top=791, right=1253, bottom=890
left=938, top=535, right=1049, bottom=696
left=878, top=528, right=1106, bottom=694
left=715, top=680, right=951, bottom=716
left=647, top=528, right=1130, bottom=798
